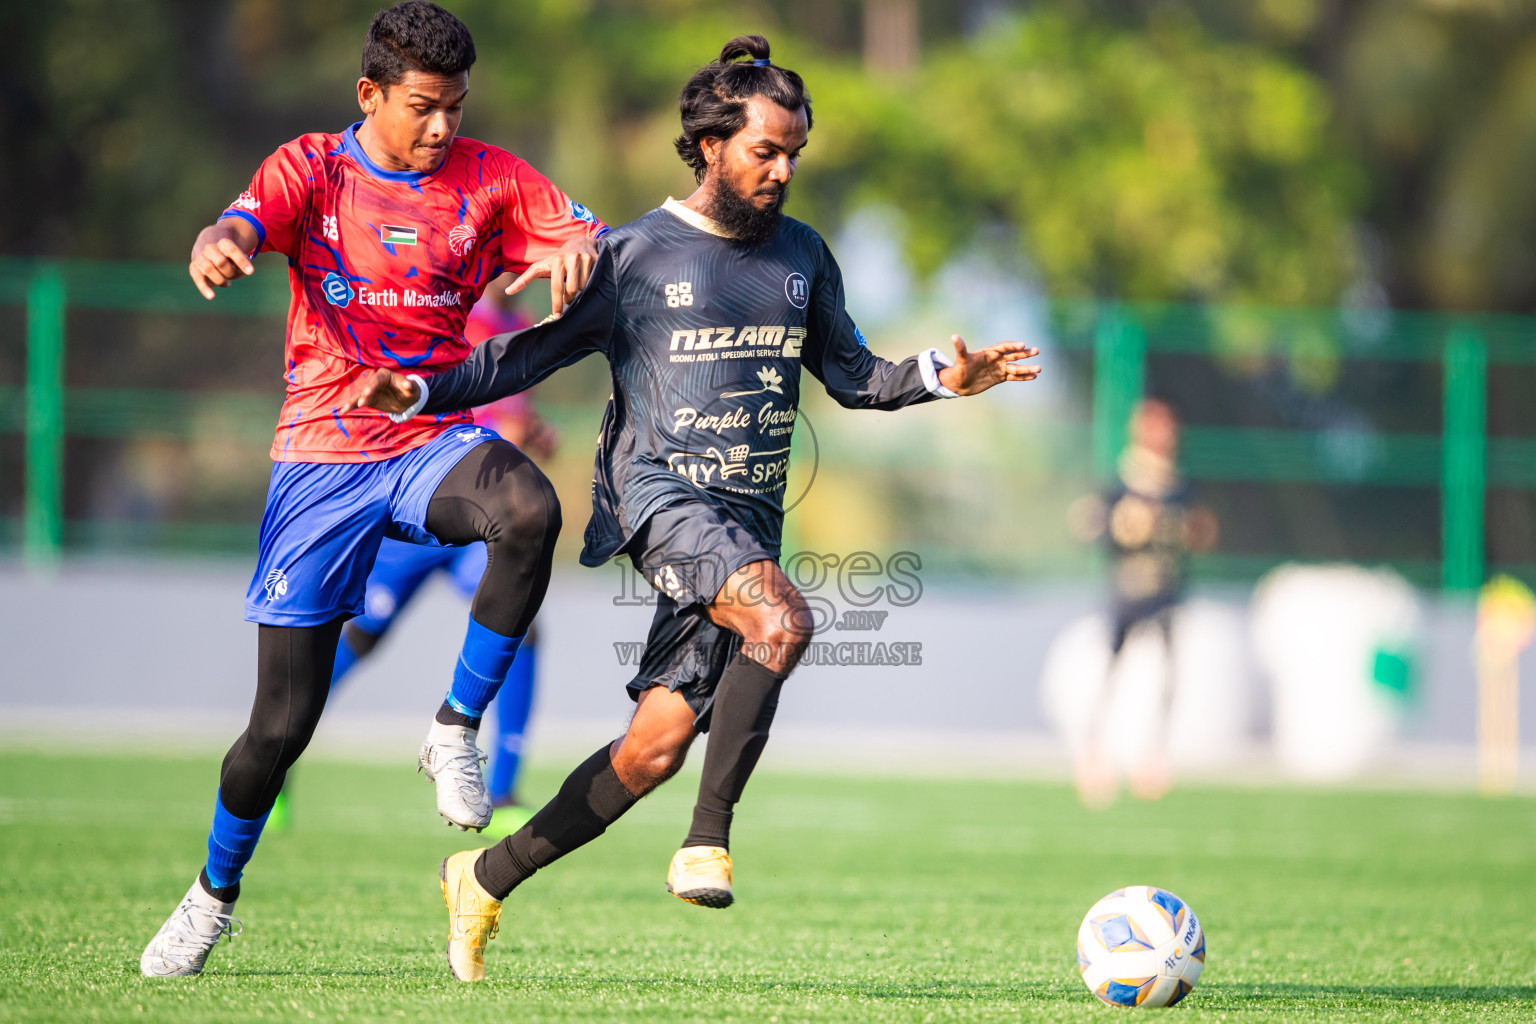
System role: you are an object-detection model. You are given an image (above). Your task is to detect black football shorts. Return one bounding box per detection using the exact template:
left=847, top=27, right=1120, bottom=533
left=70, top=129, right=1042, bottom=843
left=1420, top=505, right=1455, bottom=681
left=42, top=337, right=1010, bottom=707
left=621, top=499, right=775, bottom=731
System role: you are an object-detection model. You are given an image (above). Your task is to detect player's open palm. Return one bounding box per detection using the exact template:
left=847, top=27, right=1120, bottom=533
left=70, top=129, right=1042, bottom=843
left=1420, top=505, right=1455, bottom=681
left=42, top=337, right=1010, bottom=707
left=937, top=335, right=1042, bottom=396
left=343, top=368, right=420, bottom=415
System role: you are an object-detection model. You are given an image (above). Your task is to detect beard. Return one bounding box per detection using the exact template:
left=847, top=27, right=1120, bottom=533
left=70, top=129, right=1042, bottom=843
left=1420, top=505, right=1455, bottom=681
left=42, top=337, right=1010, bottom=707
left=706, top=170, right=788, bottom=247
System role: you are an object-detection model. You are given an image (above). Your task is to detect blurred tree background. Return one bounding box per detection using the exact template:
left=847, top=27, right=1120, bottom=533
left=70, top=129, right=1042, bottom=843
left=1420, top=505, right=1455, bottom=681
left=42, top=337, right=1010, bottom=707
left=7, top=0, right=1536, bottom=311
left=6, top=0, right=1536, bottom=577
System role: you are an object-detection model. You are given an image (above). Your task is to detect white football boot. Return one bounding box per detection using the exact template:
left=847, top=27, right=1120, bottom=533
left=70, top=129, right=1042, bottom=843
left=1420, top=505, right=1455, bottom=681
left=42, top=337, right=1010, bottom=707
left=419, top=721, right=493, bottom=831
left=140, top=878, right=242, bottom=977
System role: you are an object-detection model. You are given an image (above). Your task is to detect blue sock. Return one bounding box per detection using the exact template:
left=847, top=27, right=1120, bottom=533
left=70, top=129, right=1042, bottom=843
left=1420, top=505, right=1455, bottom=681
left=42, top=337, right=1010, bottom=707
left=445, top=618, right=523, bottom=719
left=488, top=643, right=537, bottom=802
left=204, top=791, right=271, bottom=890
left=330, top=634, right=360, bottom=690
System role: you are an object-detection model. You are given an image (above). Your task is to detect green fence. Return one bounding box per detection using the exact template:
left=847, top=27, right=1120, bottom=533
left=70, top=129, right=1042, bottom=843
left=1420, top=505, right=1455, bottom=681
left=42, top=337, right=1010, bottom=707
left=1051, top=300, right=1534, bottom=593
left=3, top=257, right=290, bottom=569
left=1, top=256, right=1531, bottom=590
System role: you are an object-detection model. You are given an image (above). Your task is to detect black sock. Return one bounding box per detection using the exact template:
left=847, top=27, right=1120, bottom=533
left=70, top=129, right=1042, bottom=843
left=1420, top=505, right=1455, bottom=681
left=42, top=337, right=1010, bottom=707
left=198, top=867, right=240, bottom=905
left=474, top=744, right=638, bottom=900
left=435, top=702, right=482, bottom=730
left=683, top=652, right=785, bottom=851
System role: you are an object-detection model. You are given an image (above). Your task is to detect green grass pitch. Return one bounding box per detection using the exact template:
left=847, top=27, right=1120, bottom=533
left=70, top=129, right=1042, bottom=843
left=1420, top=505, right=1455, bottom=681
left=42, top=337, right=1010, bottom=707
left=2, top=750, right=1534, bottom=1022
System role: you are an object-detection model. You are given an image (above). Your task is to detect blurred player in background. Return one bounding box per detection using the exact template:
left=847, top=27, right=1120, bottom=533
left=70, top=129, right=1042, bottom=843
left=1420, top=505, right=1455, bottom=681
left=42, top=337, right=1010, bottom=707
left=1068, top=398, right=1217, bottom=807
left=272, top=277, right=554, bottom=836
left=141, top=1, right=605, bottom=978
left=348, top=33, right=1042, bottom=982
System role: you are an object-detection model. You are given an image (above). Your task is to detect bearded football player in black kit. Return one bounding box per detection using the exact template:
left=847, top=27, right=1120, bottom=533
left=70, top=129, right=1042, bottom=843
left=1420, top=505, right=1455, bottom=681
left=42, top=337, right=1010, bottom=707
left=347, top=34, right=1043, bottom=981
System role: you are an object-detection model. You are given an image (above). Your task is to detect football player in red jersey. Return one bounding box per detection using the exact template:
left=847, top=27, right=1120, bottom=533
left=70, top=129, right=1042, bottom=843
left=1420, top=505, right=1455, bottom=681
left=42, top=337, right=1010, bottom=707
left=142, top=2, right=604, bottom=978
left=313, top=280, right=556, bottom=837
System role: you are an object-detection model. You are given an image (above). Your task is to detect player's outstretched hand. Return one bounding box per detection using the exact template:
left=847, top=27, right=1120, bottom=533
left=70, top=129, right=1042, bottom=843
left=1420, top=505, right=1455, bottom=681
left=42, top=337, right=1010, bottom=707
left=505, top=236, right=600, bottom=317
left=188, top=222, right=257, bottom=300
left=936, top=335, right=1042, bottom=396
left=341, top=368, right=421, bottom=415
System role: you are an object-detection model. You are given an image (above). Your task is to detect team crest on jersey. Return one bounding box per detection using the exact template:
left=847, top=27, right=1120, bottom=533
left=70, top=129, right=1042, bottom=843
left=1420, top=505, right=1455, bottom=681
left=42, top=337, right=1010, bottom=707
left=448, top=224, right=477, bottom=257
left=321, top=272, right=355, bottom=308
left=785, top=272, right=809, bottom=309
left=263, top=569, right=289, bottom=601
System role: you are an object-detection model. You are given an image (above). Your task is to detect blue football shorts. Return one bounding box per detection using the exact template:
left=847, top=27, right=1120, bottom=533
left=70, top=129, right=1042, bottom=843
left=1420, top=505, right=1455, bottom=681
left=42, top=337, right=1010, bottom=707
left=245, top=423, right=499, bottom=627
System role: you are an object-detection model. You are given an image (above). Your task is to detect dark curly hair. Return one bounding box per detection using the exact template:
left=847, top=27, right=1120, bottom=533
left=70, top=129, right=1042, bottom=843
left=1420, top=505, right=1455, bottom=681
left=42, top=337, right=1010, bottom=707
left=361, top=2, right=476, bottom=90
left=674, top=35, right=813, bottom=183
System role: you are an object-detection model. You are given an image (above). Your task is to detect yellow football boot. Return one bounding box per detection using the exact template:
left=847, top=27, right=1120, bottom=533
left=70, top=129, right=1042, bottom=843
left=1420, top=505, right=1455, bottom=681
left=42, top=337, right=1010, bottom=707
left=666, top=845, right=734, bottom=908
left=439, top=850, right=502, bottom=981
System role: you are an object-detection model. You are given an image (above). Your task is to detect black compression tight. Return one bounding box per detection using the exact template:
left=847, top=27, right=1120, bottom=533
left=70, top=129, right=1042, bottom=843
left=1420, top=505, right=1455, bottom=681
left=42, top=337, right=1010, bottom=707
left=218, top=620, right=343, bottom=819
left=423, top=439, right=562, bottom=639
left=216, top=439, right=562, bottom=820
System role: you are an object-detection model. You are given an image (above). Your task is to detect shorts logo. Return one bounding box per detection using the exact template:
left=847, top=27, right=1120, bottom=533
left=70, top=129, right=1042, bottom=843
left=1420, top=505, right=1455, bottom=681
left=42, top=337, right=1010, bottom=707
left=785, top=272, right=809, bottom=309
left=569, top=200, right=600, bottom=226
left=263, top=568, right=289, bottom=601
left=653, top=565, right=686, bottom=600
left=665, top=281, right=694, bottom=308
left=321, top=272, right=355, bottom=308
left=448, top=224, right=477, bottom=257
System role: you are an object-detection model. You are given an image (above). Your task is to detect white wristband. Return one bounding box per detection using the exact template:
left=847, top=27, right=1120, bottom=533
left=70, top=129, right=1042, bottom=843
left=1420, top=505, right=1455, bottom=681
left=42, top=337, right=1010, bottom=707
left=918, top=347, right=959, bottom=398
left=388, top=374, right=430, bottom=422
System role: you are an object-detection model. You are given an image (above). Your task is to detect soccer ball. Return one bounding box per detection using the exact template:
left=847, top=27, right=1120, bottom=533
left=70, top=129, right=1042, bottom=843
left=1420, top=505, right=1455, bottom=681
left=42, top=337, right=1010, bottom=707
left=1076, top=886, right=1205, bottom=1007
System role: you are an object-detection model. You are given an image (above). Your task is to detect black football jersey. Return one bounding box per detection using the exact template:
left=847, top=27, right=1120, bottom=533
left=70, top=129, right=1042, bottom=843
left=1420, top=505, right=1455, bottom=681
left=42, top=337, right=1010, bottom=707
left=418, top=200, right=949, bottom=565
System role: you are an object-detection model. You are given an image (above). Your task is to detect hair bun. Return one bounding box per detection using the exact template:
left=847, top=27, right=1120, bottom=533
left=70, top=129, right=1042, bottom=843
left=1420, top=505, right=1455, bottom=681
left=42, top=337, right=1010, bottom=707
left=675, top=33, right=811, bottom=184
left=718, top=34, right=770, bottom=65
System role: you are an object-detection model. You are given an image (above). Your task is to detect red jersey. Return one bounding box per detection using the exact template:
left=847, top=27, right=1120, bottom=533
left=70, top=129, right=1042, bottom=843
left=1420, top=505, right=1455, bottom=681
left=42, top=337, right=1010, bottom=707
left=222, top=122, right=606, bottom=462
